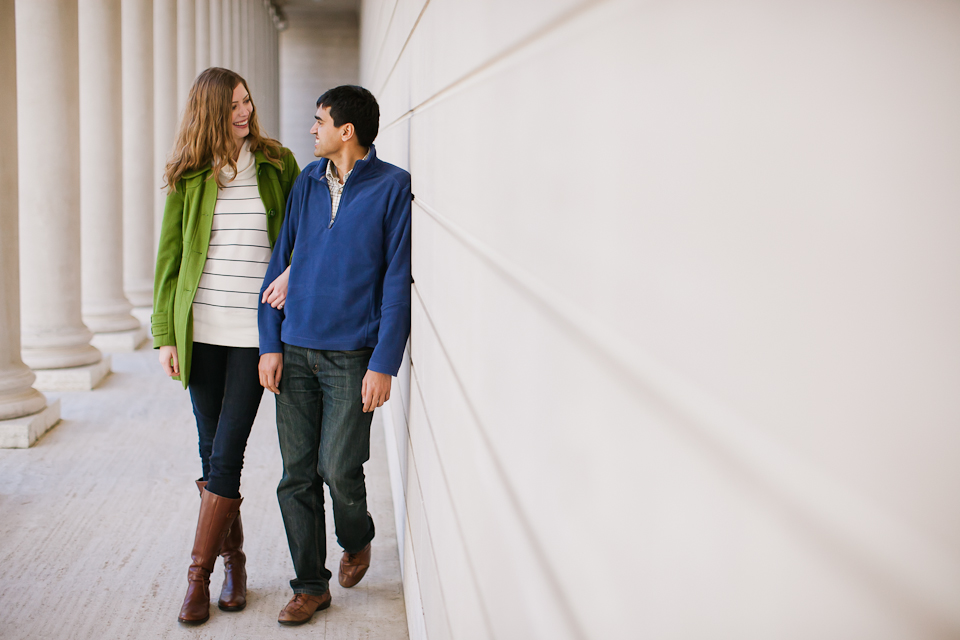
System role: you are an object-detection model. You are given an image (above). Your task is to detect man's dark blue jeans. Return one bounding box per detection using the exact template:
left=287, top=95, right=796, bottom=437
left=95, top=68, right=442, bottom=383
left=275, top=343, right=377, bottom=596
left=188, top=342, right=264, bottom=499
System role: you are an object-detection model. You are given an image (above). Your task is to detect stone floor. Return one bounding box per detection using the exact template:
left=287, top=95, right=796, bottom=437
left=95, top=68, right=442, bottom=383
left=0, top=344, right=408, bottom=640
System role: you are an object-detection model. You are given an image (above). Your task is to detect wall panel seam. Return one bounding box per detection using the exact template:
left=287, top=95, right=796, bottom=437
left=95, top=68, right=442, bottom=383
left=379, top=0, right=610, bottom=135
left=366, top=0, right=400, bottom=88
left=411, top=197, right=960, bottom=631
left=380, top=396, right=409, bottom=555
left=403, top=509, right=429, bottom=640
left=376, top=0, right=431, bottom=96
left=411, top=285, right=591, bottom=640
left=408, top=358, right=496, bottom=638
left=403, top=377, right=456, bottom=640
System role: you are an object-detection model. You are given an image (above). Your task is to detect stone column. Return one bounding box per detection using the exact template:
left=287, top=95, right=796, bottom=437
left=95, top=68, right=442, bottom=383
left=247, top=0, right=255, bottom=86
left=195, top=0, right=209, bottom=73
left=78, top=0, right=144, bottom=353
left=239, top=0, right=248, bottom=79
left=154, top=0, right=177, bottom=246
left=221, top=0, right=232, bottom=69
left=209, top=0, right=221, bottom=67
left=255, top=1, right=264, bottom=105
left=0, top=0, right=60, bottom=447
left=177, top=0, right=195, bottom=109
left=268, top=13, right=280, bottom=136
left=16, top=0, right=109, bottom=390
left=231, top=0, right=240, bottom=74
left=121, top=0, right=155, bottom=309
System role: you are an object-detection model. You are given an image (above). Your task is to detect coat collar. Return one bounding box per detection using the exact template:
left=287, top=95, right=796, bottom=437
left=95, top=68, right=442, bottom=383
left=180, top=147, right=283, bottom=181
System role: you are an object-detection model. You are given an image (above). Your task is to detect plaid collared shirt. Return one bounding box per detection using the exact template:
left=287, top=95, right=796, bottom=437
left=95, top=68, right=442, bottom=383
left=325, top=150, right=370, bottom=223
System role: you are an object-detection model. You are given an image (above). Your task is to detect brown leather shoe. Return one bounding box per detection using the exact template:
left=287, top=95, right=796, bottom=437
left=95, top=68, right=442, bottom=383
left=194, top=480, right=247, bottom=612
left=339, top=543, right=371, bottom=588
left=277, top=591, right=331, bottom=626
left=177, top=488, right=242, bottom=624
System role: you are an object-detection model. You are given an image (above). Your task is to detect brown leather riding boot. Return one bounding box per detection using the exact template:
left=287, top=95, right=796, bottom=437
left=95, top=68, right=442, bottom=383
left=217, top=510, right=246, bottom=611
left=193, top=480, right=247, bottom=611
left=177, top=488, right=242, bottom=624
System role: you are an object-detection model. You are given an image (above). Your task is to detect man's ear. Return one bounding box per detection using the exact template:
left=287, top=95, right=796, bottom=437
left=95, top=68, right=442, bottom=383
left=340, top=123, right=355, bottom=142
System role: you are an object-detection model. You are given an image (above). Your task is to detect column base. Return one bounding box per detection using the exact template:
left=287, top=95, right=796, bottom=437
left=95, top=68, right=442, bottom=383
left=32, top=356, right=112, bottom=391
left=91, top=326, right=148, bottom=352
left=131, top=306, right=152, bottom=328
left=0, top=399, right=61, bottom=448
left=125, top=287, right=153, bottom=309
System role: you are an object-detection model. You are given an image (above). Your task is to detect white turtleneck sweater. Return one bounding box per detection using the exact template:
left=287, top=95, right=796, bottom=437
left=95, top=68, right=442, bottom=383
left=191, top=140, right=271, bottom=348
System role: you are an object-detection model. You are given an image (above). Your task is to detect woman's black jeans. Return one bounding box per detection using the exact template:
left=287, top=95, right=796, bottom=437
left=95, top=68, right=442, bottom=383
left=188, top=342, right=264, bottom=499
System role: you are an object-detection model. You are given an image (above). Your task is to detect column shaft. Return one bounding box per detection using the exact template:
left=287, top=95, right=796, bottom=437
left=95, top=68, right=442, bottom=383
left=16, top=0, right=101, bottom=370
left=209, top=0, right=221, bottom=67
left=231, top=0, right=240, bottom=74
left=0, top=0, right=46, bottom=420
left=121, top=0, right=155, bottom=307
left=240, top=0, right=248, bottom=78
left=221, top=0, right=232, bottom=69
left=79, top=0, right=140, bottom=334
left=195, top=0, right=209, bottom=72
left=154, top=0, right=177, bottom=248
left=177, top=0, right=195, bottom=108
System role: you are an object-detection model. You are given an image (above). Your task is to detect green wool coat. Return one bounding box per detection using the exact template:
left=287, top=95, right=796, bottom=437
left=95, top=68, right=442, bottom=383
left=151, top=148, right=300, bottom=388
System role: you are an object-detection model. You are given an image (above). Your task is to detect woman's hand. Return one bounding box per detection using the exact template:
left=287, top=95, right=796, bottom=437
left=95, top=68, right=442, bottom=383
left=262, top=265, right=291, bottom=309
left=159, top=345, right=180, bottom=377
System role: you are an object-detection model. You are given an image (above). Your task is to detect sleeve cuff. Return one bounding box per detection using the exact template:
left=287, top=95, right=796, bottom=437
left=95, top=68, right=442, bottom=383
left=367, top=357, right=399, bottom=377
left=259, top=340, right=284, bottom=356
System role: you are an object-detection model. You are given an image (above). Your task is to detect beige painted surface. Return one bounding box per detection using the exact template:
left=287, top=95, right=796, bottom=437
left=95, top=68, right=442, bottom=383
left=363, top=0, right=960, bottom=638
left=0, top=345, right=407, bottom=639
left=279, top=11, right=359, bottom=168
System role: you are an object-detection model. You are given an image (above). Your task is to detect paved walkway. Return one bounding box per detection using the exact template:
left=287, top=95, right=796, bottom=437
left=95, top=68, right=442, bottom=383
left=0, top=344, right=408, bottom=640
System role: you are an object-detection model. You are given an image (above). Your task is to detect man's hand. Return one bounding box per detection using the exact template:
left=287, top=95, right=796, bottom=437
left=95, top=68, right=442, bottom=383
left=159, top=345, right=179, bottom=377
left=361, top=369, right=391, bottom=413
left=259, top=353, right=283, bottom=394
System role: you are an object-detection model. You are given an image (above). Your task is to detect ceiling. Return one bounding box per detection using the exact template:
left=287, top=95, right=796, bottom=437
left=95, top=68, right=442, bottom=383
left=275, top=0, right=361, bottom=17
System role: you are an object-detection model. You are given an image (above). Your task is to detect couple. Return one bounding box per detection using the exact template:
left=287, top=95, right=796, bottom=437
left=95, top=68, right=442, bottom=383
left=151, top=68, right=411, bottom=626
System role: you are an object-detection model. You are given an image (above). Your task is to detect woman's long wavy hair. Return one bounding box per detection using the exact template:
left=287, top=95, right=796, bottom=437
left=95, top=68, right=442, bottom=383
left=163, top=67, right=285, bottom=191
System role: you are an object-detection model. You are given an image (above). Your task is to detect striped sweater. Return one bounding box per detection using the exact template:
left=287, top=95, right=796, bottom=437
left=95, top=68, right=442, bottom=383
left=191, top=141, right=270, bottom=348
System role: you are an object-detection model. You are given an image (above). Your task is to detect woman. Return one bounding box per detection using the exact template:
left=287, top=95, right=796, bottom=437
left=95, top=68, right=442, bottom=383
left=152, top=67, right=299, bottom=624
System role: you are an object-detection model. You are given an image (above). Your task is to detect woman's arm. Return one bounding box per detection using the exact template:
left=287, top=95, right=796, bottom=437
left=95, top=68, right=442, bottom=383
left=152, top=185, right=185, bottom=364
left=261, top=265, right=291, bottom=309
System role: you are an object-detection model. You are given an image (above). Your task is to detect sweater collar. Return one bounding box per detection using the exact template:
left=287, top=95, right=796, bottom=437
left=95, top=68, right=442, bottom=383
left=311, top=144, right=378, bottom=184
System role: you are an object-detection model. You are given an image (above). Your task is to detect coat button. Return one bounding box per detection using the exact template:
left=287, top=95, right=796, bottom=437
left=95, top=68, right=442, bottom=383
left=268, top=209, right=275, bottom=217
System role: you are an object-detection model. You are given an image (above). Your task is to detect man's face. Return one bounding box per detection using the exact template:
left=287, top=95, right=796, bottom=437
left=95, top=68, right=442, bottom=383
left=309, top=105, right=343, bottom=158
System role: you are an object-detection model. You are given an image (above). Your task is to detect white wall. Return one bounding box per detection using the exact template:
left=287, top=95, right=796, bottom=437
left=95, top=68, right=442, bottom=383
left=279, top=10, right=359, bottom=168
left=363, top=1, right=960, bottom=638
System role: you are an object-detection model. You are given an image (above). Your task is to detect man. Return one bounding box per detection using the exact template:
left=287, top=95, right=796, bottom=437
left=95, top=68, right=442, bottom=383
left=258, top=85, right=411, bottom=626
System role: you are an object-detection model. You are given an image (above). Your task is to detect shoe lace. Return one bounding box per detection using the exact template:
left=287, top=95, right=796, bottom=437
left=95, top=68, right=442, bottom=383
left=292, top=593, right=309, bottom=607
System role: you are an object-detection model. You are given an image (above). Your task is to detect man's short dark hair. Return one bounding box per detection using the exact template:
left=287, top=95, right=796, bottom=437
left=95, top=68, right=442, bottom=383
left=316, top=85, right=380, bottom=148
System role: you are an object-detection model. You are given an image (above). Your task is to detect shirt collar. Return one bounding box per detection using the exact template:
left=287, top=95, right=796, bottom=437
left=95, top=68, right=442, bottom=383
left=326, top=149, right=371, bottom=186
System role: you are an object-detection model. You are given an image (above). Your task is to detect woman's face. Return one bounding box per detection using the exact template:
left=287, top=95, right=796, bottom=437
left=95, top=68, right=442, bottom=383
left=230, top=83, right=252, bottom=140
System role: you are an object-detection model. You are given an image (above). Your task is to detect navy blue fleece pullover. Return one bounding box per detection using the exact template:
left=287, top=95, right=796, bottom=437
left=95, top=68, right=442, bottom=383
left=258, top=145, right=411, bottom=375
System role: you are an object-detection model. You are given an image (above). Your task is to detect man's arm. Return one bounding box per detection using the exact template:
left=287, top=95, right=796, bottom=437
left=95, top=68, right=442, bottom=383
left=258, top=175, right=304, bottom=392
left=367, top=176, right=412, bottom=378
left=259, top=175, right=303, bottom=354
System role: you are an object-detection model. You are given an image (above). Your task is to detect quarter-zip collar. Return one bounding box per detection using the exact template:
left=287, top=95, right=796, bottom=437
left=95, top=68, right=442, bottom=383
left=309, top=144, right=379, bottom=186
